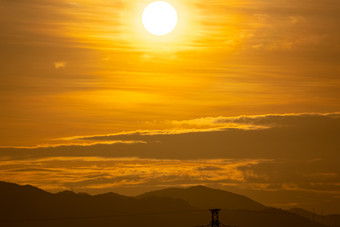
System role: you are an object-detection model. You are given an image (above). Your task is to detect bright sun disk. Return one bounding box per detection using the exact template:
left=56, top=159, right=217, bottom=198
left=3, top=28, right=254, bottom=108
left=142, top=1, right=178, bottom=36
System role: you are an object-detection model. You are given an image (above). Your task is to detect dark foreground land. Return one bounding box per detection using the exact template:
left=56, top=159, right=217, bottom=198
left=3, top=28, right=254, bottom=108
left=1, top=181, right=339, bottom=227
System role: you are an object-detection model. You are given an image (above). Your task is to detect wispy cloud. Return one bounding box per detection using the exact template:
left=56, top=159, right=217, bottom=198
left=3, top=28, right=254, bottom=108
left=54, top=61, right=67, bottom=69
left=55, top=112, right=340, bottom=143
left=1, top=112, right=338, bottom=150
left=0, top=140, right=146, bottom=149
left=0, top=157, right=269, bottom=193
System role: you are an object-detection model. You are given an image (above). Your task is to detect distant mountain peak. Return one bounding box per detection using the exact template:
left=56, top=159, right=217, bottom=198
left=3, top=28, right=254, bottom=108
left=188, top=185, right=208, bottom=188
left=138, top=184, right=266, bottom=211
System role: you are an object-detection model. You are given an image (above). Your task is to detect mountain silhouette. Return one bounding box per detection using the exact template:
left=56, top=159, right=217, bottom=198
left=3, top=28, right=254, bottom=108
left=289, top=208, right=340, bottom=226
left=0, top=181, right=194, bottom=226
left=0, top=181, right=330, bottom=227
left=138, top=185, right=266, bottom=210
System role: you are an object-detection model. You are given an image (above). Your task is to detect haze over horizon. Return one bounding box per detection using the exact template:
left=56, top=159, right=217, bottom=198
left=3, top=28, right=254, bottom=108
left=1, top=0, right=340, bottom=216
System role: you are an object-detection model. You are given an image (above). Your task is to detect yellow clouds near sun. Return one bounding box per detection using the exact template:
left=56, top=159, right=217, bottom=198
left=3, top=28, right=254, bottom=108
left=124, top=0, right=200, bottom=52
left=55, top=0, right=201, bottom=52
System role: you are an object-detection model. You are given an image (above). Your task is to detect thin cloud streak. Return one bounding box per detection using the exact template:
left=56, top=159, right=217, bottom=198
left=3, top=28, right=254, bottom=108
left=1, top=112, right=338, bottom=149
left=0, top=140, right=146, bottom=149
left=56, top=112, right=339, bottom=143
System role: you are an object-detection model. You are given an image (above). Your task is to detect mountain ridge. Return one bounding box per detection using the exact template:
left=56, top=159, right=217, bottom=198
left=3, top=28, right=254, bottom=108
left=289, top=207, right=340, bottom=226
left=138, top=184, right=266, bottom=210
left=0, top=181, right=331, bottom=227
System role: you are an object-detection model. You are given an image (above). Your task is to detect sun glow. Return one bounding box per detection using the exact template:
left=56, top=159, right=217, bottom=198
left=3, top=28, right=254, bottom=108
left=142, top=1, right=178, bottom=36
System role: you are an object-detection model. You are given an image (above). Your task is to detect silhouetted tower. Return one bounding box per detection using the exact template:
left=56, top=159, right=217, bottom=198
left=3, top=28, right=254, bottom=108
left=195, top=209, right=238, bottom=227
left=210, top=209, right=220, bottom=227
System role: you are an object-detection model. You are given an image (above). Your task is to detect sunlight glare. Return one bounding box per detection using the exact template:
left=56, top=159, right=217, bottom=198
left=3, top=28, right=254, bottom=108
left=142, top=1, right=178, bottom=36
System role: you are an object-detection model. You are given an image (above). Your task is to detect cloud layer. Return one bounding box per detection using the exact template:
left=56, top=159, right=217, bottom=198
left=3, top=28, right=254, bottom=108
left=1, top=113, right=339, bottom=213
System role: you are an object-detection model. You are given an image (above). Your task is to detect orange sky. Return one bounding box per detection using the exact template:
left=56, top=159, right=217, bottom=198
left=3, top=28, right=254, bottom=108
left=1, top=0, right=340, bottom=214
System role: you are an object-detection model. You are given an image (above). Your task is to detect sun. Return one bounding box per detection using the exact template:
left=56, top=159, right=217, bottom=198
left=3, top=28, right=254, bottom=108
left=142, top=1, right=178, bottom=36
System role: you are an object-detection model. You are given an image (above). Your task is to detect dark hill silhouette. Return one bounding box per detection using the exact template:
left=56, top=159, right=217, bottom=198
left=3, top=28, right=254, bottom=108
left=0, top=181, right=194, bottom=226
left=220, top=208, right=329, bottom=227
left=0, top=181, right=329, bottom=227
left=289, top=207, right=340, bottom=226
left=138, top=185, right=266, bottom=210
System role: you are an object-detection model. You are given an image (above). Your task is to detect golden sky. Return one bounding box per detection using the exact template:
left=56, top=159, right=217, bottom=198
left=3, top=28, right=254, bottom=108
left=1, top=0, right=340, bottom=214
